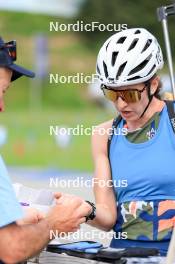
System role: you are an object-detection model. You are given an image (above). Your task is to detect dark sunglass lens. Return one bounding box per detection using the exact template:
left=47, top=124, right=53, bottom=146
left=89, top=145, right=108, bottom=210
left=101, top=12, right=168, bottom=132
left=124, top=90, right=141, bottom=103
left=103, top=88, right=117, bottom=102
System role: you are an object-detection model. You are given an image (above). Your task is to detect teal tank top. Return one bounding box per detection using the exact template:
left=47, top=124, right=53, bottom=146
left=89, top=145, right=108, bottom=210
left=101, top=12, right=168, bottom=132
left=109, top=105, right=175, bottom=256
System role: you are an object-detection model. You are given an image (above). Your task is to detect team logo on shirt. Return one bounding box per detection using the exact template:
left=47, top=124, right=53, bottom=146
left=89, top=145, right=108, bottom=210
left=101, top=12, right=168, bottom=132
left=170, top=118, right=175, bottom=130
left=146, top=127, right=156, bottom=140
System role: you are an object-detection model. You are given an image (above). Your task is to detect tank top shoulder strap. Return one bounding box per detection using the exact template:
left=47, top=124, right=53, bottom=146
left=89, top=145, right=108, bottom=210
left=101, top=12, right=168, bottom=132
left=164, top=100, right=175, bottom=134
left=107, top=115, right=122, bottom=159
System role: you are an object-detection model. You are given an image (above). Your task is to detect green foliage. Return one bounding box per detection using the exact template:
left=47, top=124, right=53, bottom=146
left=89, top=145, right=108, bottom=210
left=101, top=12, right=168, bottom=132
left=76, top=0, right=175, bottom=55
left=0, top=11, right=70, bottom=36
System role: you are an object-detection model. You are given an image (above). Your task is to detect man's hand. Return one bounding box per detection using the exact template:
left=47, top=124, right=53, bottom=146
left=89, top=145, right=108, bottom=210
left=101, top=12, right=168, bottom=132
left=17, top=207, right=45, bottom=225
left=47, top=194, right=92, bottom=235
left=0, top=194, right=92, bottom=263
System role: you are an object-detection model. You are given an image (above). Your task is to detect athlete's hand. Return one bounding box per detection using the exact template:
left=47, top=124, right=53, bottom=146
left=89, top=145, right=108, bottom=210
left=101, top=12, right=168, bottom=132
left=47, top=193, right=92, bottom=235
left=54, top=193, right=92, bottom=216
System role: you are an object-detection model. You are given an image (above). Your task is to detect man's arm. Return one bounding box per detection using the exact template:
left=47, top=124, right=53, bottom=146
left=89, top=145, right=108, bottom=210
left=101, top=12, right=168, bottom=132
left=0, top=196, right=90, bottom=263
left=0, top=220, right=51, bottom=263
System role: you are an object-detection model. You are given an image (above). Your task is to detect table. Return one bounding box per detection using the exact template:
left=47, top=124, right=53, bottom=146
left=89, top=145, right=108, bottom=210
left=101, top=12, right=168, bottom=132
left=26, top=251, right=167, bottom=264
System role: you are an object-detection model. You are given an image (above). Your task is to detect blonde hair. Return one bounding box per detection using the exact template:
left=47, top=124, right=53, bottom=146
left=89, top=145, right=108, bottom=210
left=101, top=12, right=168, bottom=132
left=161, top=92, right=174, bottom=101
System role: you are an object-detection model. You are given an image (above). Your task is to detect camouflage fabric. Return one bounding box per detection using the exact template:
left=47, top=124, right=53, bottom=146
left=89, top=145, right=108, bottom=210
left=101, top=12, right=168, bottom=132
left=114, top=200, right=175, bottom=241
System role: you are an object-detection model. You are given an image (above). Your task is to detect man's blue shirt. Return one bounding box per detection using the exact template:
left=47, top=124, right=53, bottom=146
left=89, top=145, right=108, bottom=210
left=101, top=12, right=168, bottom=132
left=0, top=156, right=23, bottom=227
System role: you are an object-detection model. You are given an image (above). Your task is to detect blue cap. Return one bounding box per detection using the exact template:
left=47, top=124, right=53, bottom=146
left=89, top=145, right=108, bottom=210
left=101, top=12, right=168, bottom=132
left=0, top=37, right=35, bottom=81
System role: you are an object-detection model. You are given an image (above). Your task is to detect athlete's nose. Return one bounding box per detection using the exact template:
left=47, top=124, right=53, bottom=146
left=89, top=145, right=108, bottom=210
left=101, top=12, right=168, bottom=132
left=115, top=96, right=128, bottom=111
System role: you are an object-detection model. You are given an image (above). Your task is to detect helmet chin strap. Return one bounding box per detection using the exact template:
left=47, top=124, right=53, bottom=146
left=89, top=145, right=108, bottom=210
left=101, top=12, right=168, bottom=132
left=139, top=83, right=154, bottom=118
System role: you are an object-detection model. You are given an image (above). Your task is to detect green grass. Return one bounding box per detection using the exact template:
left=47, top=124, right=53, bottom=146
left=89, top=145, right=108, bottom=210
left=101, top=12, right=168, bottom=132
left=0, top=11, right=71, bottom=36
left=0, top=109, right=113, bottom=171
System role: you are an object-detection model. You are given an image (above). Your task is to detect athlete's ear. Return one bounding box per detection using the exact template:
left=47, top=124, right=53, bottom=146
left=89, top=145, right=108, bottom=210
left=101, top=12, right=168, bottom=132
left=150, top=76, right=160, bottom=95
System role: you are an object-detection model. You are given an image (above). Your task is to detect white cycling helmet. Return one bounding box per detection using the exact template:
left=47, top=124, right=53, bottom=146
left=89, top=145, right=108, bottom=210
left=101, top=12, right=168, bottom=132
left=96, top=28, right=164, bottom=87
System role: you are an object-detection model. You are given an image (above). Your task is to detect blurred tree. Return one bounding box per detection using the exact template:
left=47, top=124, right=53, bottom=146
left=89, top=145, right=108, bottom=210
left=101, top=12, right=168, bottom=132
left=76, top=0, right=175, bottom=57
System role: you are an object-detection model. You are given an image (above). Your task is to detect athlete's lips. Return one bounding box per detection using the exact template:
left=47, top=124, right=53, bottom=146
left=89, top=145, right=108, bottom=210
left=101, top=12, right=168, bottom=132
left=121, top=111, right=133, bottom=115
left=120, top=111, right=134, bottom=118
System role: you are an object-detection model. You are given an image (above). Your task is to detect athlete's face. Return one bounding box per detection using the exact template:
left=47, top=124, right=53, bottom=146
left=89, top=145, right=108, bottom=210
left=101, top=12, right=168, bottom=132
left=0, top=68, right=12, bottom=112
left=113, top=77, right=159, bottom=122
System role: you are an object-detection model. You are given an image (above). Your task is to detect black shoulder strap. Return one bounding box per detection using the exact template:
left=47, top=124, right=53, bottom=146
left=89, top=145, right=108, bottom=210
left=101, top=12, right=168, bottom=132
left=164, top=100, right=175, bottom=134
left=107, top=115, right=122, bottom=159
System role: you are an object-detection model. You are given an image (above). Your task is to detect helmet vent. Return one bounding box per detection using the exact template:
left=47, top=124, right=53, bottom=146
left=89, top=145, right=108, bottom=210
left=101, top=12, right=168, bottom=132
left=116, top=62, right=127, bottom=79
left=128, top=38, right=138, bottom=51
left=116, top=37, right=126, bottom=44
left=128, top=55, right=152, bottom=76
left=106, top=41, right=111, bottom=51
left=141, top=39, right=152, bottom=53
left=111, top=52, right=118, bottom=66
left=97, top=64, right=101, bottom=75
left=103, top=61, right=108, bottom=78
left=127, top=76, right=140, bottom=81
left=135, top=30, right=141, bottom=34
left=146, top=64, right=156, bottom=76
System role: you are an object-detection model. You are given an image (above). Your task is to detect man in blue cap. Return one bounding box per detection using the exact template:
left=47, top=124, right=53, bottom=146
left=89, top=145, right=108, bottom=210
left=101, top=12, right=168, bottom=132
left=0, top=38, right=91, bottom=263
left=0, top=39, right=35, bottom=112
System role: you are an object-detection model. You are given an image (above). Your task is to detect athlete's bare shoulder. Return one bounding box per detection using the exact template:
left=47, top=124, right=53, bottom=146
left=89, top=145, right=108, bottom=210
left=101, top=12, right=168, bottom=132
left=91, top=119, right=114, bottom=156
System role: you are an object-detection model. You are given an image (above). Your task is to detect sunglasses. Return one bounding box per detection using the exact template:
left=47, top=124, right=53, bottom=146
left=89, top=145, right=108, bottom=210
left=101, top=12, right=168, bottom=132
left=0, top=40, right=17, bottom=62
left=101, top=84, right=148, bottom=103
left=5, top=40, right=17, bottom=61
